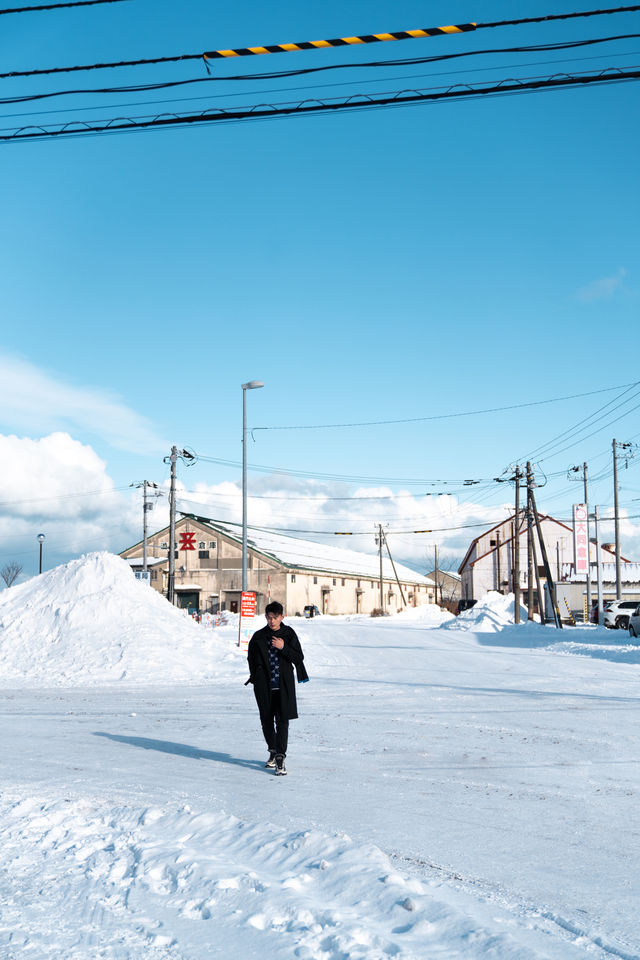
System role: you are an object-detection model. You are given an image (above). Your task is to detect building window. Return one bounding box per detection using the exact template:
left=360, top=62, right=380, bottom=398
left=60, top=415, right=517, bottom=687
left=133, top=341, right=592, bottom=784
left=313, top=576, right=318, bottom=584
left=332, top=579, right=336, bottom=586
left=370, top=581, right=374, bottom=588
left=160, top=541, right=168, bottom=549
left=209, top=541, right=216, bottom=550
left=357, top=580, right=361, bottom=588
left=199, top=550, right=209, bottom=559
left=198, top=541, right=205, bottom=550
left=341, top=579, right=345, bottom=586
left=291, top=574, right=296, bottom=582
left=150, top=570, right=157, bottom=581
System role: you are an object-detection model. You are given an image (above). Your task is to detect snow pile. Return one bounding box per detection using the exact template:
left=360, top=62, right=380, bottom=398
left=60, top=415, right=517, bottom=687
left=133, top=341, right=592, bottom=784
left=0, top=552, right=243, bottom=686
left=443, top=591, right=528, bottom=632
left=394, top=602, right=454, bottom=625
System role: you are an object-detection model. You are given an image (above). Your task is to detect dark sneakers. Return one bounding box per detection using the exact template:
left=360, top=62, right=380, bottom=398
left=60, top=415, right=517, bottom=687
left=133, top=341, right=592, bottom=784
left=275, top=754, right=287, bottom=776
left=265, top=750, right=277, bottom=768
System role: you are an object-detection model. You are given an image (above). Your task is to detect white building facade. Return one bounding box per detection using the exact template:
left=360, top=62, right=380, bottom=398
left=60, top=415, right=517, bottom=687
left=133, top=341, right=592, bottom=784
left=121, top=514, right=435, bottom=616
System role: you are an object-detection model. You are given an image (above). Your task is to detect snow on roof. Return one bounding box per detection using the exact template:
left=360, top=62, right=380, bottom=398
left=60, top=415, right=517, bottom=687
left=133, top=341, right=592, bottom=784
left=562, top=561, right=640, bottom=583
left=179, top=511, right=432, bottom=585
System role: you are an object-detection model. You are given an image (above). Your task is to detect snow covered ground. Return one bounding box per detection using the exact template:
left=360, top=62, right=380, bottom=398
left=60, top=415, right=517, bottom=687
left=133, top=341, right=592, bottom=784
left=0, top=555, right=638, bottom=959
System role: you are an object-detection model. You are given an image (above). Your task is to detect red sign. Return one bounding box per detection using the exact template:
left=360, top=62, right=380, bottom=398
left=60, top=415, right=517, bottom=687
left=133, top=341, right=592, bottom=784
left=238, top=591, right=257, bottom=649
left=179, top=532, right=196, bottom=551
left=241, top=591, right=257, bottom=616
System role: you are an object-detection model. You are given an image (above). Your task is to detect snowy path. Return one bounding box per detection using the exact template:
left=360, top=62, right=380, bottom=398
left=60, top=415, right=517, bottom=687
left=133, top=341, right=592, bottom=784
left=1, top=614, right=639, bottom=958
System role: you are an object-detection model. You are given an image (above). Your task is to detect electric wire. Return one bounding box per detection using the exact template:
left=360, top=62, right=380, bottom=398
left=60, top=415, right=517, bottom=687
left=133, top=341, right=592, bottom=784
left=253, top=382, right=637, bottom=433
left=3, top=66, right=637, bottom=142
left=2, top=6, right=639, bottom=80
left=3, top=33, right=639, bottom=108
left=0, top=0, right=128, bottom=13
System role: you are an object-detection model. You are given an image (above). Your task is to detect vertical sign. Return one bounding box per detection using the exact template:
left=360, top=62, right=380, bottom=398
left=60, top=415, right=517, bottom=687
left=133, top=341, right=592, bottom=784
left=573, top=503, right=589, bottom=576
left=238, top=591, right=257, bottom=649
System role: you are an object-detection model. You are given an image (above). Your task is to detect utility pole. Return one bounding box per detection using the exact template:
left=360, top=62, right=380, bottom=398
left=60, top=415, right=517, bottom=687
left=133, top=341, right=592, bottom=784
left=513, top=465, right=522, bottom=623
left=168, top=446, right=177, bottom=605
left=434, top=544, right=439, bottom=605
left=377, top=524, right=385, bottom=613
left=595, top=505, right=604, bottom=625
left=583, top=462, right=592, bottom=618
left=526, top=462, right=534, bottom=621
left=530, top=480, right=562, bottom=629
left=496, top=530, right=501, bottom=592
left=612, top=439, right=634, bottom=600
left=384, top=532, right=407, bottom=608
left=131, top=481, right=160, bottom=574
left=163, top=447, right=195, bottom=605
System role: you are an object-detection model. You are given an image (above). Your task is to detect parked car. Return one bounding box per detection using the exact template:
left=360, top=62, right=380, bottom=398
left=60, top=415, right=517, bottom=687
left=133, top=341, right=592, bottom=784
left=602, top=598, right=640, bottom=630
left=628, top=605, right=640, bottom=638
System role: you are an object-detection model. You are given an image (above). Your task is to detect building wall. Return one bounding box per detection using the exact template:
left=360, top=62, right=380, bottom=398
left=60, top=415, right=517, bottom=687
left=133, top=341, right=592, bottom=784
left=461, top=514, right=616, bottom=602
left=121, top=516, right=434, bottom=616
left=284, top=572, right=434, bottom=616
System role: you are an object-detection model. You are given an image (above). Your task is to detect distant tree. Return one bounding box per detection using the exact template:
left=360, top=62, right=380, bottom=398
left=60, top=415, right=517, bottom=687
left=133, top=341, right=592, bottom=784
left=1, top=562, right=23, bottom=588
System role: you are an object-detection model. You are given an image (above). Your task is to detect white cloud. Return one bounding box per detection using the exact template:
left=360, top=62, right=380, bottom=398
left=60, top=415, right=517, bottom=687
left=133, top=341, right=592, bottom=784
left=176, top=475, right=513, bottom=573
left=0, top=433, right=159, bottom=574
left=576, top=267, right=627, bottom=304
left=0, top=354, right=166, bottom=454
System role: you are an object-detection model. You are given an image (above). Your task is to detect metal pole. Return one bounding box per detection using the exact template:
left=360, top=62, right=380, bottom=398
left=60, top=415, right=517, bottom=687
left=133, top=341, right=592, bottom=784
left=583, top=462, right=592, bottom=618
left=242, top=385, right=248, bottom=592
left=514, top=467, right=521, bottom=623
left=168, top=446, right=177, bottom=605
left=39, top=541, right=43, bottom=574
left=434, top=544, right=439, bottom=605
left=613, top=439, right=622, bottom=599
left=595, top=506, right=604, bottom=625
left=143, top=481, right=148, bottom=574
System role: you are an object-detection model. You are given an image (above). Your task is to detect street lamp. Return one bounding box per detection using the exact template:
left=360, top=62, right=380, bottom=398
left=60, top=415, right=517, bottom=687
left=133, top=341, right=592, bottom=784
left=37, top=533, right=45, bottom=574
left=242, top=380, right=264, bottom=592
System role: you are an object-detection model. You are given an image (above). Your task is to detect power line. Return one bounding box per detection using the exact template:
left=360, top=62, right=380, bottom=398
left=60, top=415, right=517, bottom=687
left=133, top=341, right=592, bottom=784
left=0, top=0, right=128, bottom=13
left=253, top=382, right=638, bottom=432
left=5, top=34, right=639, bottom=109
left=2, top=66, right=637, bottom=142
left=2, top=6, right=639, bottom=80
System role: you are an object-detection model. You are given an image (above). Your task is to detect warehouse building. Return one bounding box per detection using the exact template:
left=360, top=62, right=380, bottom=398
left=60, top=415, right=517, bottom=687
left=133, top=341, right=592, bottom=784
left=120, top=513, right=435, bottom=616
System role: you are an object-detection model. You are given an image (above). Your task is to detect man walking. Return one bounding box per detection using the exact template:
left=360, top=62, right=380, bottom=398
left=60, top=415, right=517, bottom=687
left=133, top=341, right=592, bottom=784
left=247, top=601, right=308, bottom=776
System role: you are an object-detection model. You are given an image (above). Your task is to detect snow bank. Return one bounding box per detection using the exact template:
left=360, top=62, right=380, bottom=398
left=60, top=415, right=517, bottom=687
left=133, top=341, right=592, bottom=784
left=0, top=552, right=243, bottom=687
left=443, top=591, right=528, bottom=633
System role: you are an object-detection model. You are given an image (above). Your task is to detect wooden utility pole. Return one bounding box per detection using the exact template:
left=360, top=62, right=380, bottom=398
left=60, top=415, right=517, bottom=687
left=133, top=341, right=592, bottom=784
left=613, top=439, right=622, bottom=600
left=434, top=544, right=439, bottom=605
left=377, top=524, right=384, bottom=613
left=530, top=481, right=562, bottom=629
left=526, top=462, right=534, bottom=621
left=514, top=466, right=522, bottom=623
left=496, top=530, right=501, bottom=591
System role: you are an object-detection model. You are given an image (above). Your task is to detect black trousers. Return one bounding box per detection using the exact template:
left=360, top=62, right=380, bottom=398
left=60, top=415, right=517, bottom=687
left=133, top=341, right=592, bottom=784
left=258, top=690, right=289, bottom=756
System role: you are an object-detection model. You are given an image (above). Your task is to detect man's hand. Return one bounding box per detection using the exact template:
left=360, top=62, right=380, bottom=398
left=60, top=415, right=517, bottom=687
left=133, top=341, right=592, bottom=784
left=271, top=637, right=285, bottom=650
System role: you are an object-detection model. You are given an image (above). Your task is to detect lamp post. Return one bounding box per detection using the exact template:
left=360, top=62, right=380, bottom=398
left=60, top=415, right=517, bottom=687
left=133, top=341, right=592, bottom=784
left=37, top=533, right=45, bottom=574
left=242, top=380, right=264, bottom=592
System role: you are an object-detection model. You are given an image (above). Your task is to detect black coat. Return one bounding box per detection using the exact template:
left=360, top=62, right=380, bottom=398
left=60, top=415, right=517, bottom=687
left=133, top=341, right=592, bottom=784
left=247, top=623, right=307, bottom=720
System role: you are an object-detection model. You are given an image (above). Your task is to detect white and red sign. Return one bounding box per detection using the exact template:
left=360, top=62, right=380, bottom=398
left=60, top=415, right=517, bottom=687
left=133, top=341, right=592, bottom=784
left=572, top=503, right=589, bottom=576
left=238, top=591, right=257, bottom=650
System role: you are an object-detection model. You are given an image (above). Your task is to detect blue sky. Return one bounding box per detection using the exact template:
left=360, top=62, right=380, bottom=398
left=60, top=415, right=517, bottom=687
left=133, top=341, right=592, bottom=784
left=0, top=0, right=639, bottom=577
